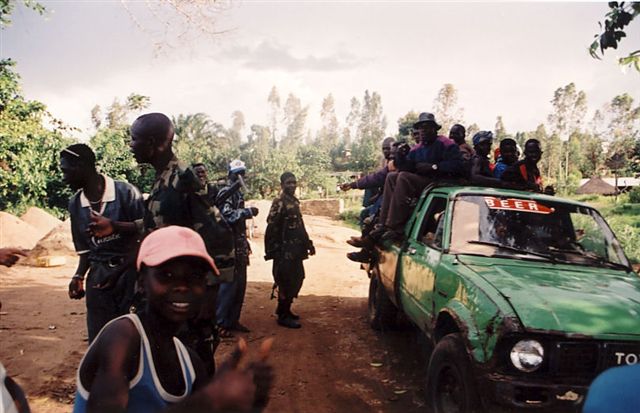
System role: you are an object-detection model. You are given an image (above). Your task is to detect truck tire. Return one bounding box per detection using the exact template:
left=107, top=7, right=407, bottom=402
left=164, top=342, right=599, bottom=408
left=367, top=271, right=397, bottom=331
left=425, top=333, right=480, bottom=413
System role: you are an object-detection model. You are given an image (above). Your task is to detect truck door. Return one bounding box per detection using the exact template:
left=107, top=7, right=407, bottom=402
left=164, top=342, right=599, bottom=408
left=398, top=195, right=448, bottom=332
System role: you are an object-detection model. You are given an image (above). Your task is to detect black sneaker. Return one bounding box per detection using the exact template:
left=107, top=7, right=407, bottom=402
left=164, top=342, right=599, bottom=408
left=277, top=316, right=301, bottom=329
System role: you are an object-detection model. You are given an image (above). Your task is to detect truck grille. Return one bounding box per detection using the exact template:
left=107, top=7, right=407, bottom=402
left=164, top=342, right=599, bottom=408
left=553, top=341, right=640, bottom=378
left=555, top=342, right=599, bottom=376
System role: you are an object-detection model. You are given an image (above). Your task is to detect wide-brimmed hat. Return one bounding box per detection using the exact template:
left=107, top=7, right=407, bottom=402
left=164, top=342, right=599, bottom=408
left=413, top=112, right=441, bottom=130
left=137, top=226, right=219, bottom=275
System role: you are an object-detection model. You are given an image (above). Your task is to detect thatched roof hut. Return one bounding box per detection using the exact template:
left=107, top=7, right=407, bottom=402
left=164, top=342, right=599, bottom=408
left=576, top=177, right=617, bottom=195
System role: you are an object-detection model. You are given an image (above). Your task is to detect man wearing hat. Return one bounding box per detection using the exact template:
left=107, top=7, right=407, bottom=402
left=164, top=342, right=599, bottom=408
left=354, top=112, right=463, bottom=243
left=60, top=143, right=145, bottom=343
left=215, top=159, right=259, bottom=337
left=470, top=131, right=504, bottom=186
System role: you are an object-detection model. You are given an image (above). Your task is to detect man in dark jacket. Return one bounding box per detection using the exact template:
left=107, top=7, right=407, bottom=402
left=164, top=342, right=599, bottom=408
left=365, top=112, right=464, bottom=242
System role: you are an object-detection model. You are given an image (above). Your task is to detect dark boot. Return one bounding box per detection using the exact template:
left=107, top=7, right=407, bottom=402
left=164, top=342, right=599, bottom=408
left=277, top=299, right=301, bottom=328
left=287, top=301, right=300, bottom=320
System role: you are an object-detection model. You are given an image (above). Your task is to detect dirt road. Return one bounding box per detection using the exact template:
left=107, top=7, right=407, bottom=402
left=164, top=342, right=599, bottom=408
left=0, top=211, right=428, bottom=412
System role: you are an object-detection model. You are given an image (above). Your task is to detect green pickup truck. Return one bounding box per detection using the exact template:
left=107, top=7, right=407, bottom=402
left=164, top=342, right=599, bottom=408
left=366, top=185, right=639, bottom=413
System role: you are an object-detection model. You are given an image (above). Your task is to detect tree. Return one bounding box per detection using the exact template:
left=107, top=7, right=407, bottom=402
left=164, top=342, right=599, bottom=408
left=317, top=94, right=339, bottom=149
left=296, top=145, right=333, bottom=196
left=0, top=58, right=73, bottom=215
left=466, top=123, right=480, bottom=143
left=396, top=111, right=419, bottom=140
left=432, top=83, right=464, bottom=133
left=547, top=83, right=587, bottom=140
left=351, top=90, right=387, bottom=172
left=229, top=110, right=245, bottom=147
left=282, top=93, right=308, bottom=148
left=0, top=0, right=46, bottom=27
left=604, top=93, right=640, bottom=175
left=119, top=0, right=232, bottom=53
left=267, top=86, right=281, bottom=146
left=172, top=112, right=236, bottom=172
left=589, top=2, right=640, bottom=72
left=494, top=116, right=508, bottom=141
left=344, top=96, right=361, bottom=145
left=89, top=94, right=153, bottom=192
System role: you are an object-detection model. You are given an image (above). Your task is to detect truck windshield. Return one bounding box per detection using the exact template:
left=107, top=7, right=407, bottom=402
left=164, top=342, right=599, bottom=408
left=449, top=195, right=631, bottom=270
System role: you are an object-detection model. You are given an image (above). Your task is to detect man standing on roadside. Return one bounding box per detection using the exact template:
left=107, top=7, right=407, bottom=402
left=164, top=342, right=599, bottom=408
left=215, top=159, right=259, bottom=338
left=60, top=143, right=145, bottom=343
left=265, top=172, right=315, bottom=329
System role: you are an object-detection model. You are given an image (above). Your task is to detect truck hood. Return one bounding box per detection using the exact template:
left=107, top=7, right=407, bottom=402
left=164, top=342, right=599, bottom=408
left=460, top=257, right=640, bottom=336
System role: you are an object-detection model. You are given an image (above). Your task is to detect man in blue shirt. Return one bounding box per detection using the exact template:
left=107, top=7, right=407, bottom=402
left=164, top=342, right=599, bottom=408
left=493, top=138, right=519, bottom=179
left=60, top=144, right=145, bottom=342
left=372, top=112, right=463, bottom=241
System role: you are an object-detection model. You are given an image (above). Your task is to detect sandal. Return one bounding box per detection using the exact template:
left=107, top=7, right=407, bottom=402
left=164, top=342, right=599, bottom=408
left=218, top=328, right=234, bottom=338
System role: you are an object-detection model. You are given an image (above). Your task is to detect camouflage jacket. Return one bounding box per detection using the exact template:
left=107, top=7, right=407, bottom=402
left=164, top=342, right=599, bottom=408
left=216, top=184, right=252, bottom=257
left=264, top=192, right=312, bottom=261
left=140, top=156, right=235, bottom=271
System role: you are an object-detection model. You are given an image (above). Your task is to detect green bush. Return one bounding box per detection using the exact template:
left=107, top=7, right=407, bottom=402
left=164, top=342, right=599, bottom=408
left=629, top=186, right=640, bottom=203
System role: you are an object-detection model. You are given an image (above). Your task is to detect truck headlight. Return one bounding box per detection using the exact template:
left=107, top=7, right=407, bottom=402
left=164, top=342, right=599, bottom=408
left=510, top=340, right=544, bottom=372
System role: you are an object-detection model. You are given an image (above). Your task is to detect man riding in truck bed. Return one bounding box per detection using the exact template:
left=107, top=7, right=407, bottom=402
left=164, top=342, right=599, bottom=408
left=354, top=112, right=464, bottom=245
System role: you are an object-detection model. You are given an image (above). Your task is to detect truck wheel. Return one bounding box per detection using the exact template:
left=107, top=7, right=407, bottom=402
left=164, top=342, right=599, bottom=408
left=425, top=333, right=480, bottom=413
left=367, top=272, right=397, bottom=330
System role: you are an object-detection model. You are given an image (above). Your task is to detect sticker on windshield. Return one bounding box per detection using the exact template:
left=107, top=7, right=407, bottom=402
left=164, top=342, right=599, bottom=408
left=484, top=197, right=554, bottom=214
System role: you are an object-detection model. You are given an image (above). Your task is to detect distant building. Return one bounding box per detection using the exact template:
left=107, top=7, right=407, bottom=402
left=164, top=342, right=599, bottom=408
left=577, top=177, right=640, bottom=194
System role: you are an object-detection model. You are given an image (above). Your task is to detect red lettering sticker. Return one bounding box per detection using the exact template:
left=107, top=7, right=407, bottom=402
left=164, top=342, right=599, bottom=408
left=484, top=197, right=554, bottom=214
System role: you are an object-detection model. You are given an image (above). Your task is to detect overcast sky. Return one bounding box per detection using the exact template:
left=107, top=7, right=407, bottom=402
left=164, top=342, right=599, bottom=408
left=2, top=1, right=639, bottom=140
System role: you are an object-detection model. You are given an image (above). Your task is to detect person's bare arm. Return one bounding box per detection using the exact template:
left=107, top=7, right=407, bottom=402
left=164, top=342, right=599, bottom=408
left=69, top=254, right=90, bottom=299
left=87, top=211, right=139, bottom=238
left=86, top=320, right=139, bottom=413
left=0, top=248, right=27, bottom=267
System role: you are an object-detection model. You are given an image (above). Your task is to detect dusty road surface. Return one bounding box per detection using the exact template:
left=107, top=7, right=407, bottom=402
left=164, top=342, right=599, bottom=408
left=1, top=208, right=428, bottom=413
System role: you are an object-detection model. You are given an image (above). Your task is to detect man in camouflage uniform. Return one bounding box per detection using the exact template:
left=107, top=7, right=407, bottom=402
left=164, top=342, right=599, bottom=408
left=215, top=159, right=258, bottom=337
left=88, top=113, right=234, bottom=376
left=264, top=172, right=315, bottom=329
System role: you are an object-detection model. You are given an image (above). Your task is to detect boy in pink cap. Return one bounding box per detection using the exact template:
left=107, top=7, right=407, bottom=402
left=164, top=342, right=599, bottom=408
left=73, top=226, right=273, bottom=413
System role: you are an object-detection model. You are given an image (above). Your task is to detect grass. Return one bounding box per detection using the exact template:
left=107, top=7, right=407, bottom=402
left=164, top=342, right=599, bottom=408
left=558, top=193, right=640, bottom=264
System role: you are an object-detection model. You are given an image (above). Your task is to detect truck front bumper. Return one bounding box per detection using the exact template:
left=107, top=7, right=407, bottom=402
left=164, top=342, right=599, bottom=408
left=479, top=374, right=588, bottom=412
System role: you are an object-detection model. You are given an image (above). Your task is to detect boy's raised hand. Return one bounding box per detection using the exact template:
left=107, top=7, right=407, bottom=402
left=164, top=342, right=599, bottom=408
left=249, top=338, right=275, bottom=409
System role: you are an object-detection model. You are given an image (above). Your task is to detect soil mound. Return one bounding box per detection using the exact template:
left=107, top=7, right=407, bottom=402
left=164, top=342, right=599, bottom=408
left=0, top=211, right=41, bottom=249
left=26, top=219, right=76, bottom=265
left=20, top=207, right=62, bottom=239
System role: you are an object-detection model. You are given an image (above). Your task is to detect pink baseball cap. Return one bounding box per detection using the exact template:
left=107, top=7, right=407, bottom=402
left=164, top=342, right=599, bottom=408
left=137, top=226, right=219, bottom=275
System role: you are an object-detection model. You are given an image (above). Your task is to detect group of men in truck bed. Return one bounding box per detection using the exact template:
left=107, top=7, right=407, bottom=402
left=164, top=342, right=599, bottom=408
left=341, top=111, right=552, bottom=262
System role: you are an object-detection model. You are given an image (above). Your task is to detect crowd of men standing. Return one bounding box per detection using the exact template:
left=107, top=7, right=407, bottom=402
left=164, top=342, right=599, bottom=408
left=49, top=112, right=318, bottom=412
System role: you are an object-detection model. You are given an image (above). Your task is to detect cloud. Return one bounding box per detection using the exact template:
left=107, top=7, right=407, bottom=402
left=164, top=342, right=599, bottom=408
left=219, top=40, right=362, bottom=72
